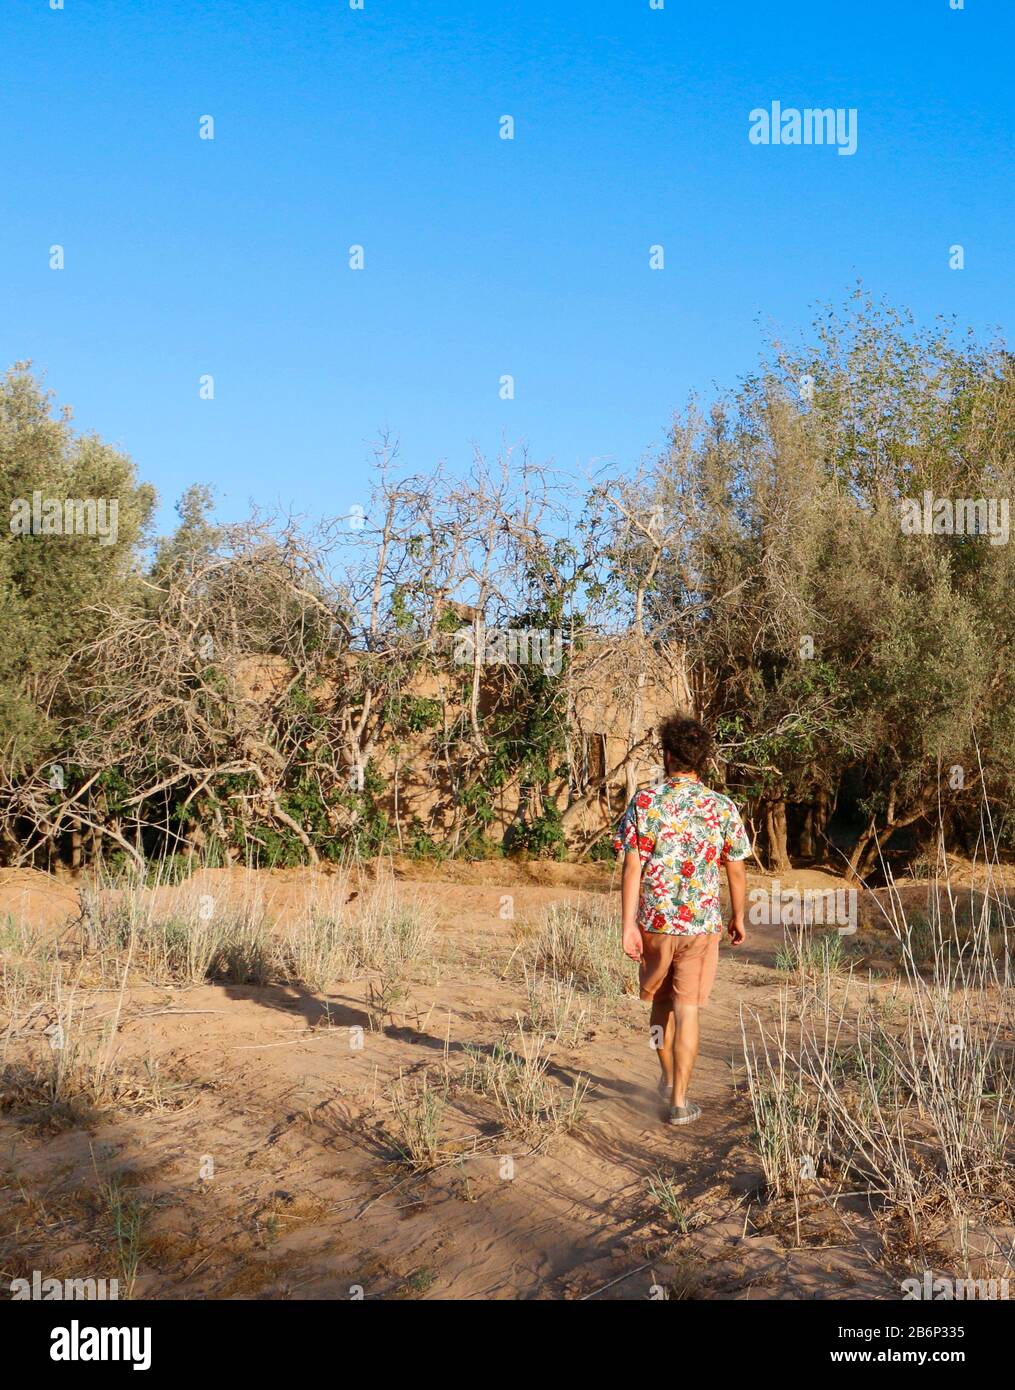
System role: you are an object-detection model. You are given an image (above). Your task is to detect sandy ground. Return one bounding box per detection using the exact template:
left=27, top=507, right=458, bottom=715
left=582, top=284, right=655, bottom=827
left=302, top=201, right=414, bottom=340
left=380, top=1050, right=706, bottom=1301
left=0, top=858, right=1010, bottom=1301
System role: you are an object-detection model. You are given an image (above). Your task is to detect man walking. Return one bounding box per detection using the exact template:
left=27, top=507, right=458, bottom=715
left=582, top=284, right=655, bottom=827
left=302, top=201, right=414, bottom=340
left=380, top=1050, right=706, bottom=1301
left=615, top=716, right=750, bottom=1124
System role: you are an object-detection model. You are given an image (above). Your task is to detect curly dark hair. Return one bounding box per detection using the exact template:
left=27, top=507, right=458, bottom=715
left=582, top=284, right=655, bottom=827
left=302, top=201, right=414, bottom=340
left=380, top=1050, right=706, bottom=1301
left=658, top=715, right=714, bottom=777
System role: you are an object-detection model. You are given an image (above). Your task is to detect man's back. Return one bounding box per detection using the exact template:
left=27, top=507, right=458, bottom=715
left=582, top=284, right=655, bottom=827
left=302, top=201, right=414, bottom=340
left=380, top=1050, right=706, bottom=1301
left=614, top=771, right=750, bottom=935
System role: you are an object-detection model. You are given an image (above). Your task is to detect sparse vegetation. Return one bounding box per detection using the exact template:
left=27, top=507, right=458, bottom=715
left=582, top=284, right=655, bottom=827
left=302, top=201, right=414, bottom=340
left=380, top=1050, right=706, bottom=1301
left=389, top=1071, right=449, bottom=1170
left=104, top=1177, right=147, bottom=1299
left=1, top=293, right=1013, bottom=1301
left=645, top=1170, right=690, bottom=1231
left=533, top=898, right=633, bottom=998
left=350, top=877, right=434, bottom=972
left=741, top=861, right=1015, bottom=1277
left=523, top=967, right=589, bottom=1048
left=461, top=1023, right=590, bottom=1139
left=774, top=928, right=847, bottom=976
left=3, top=295, right=1012, bottom=879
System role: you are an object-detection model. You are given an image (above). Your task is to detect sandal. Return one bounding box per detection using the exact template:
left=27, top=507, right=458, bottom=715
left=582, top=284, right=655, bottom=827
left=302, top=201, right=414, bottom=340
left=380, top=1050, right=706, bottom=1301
left=668, top=1102, right=702, bottom=1126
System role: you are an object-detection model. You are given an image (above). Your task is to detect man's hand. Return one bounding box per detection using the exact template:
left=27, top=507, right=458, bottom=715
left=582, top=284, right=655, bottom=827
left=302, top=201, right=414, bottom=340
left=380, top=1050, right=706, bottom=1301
left=725, top=859, right=747, bottom=946
left=622, top=922, right=644, bottom=961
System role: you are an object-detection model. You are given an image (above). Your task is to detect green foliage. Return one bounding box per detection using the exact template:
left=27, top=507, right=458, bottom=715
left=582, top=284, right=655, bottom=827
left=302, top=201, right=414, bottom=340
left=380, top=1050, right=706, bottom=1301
left=505, top=803, right=567, bottom=860
left=0, top=365, right=155, bottom=772
left=587, top=834, right=616, bottom=863
left=650, top=290, right=1015, bottom=864
left=404, top=825, right=449, bottom=862
left=382, top=695, right=442, bottom=733
left=2, top=296, right=1012, bottom=874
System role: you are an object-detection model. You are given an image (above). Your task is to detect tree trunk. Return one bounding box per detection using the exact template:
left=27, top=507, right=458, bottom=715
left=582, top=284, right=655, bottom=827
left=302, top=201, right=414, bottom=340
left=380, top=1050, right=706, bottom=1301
left=814, top=785, right=831, bottom=855
left=845, top=797, right=931, bottom=884
left=626, top=670, right=647, bottom=801
left=845, top=816, right=877, bottom=884
left=765, top=797, right=791, bottom=873
left=856, top=836, right=884, bottom=881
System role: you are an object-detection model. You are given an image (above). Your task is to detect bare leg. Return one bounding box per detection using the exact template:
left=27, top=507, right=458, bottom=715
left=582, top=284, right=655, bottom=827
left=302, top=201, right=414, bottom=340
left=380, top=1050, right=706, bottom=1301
left=650, top=999, right=674, bottom=1089
left=670, top=1003, right=700, bottom=1108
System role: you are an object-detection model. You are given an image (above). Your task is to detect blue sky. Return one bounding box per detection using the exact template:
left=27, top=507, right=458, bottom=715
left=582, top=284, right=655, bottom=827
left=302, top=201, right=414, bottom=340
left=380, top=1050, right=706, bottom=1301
left=3, top=0, right=1013, bottom=535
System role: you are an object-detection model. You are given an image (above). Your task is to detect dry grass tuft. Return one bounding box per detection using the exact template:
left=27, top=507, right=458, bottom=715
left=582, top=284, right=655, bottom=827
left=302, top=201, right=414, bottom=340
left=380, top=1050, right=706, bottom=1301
left=741, top=858, right=1015, bottom=1273
left=533, top=897, right=632, bottom=998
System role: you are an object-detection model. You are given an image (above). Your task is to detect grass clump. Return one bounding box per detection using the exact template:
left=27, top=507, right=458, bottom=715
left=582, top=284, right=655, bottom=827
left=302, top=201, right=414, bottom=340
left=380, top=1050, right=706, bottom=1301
left=533, top=898, right=631, bottom=998
left=462, top=1024, right=590, bottom=1139
left=389, top=1070, right=449, bottom=1170
left=742, top=858, right=1015, bottom=1269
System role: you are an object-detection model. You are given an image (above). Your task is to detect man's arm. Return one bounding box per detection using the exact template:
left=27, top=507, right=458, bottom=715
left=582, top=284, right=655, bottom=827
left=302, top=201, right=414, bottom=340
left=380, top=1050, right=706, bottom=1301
left=726, top=858, right=747, bottom=944
left=621, top=849, right=644, bottom=960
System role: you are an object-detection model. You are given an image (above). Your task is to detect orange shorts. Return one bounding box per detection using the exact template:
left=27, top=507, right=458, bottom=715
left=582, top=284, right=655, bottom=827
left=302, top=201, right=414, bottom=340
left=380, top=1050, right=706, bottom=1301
left=638, top=929, right=721, bottom=1006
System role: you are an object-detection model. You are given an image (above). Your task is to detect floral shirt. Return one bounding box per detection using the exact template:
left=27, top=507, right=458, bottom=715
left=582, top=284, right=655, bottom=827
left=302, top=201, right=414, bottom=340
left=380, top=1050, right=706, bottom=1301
left=614, top=773, right=751, bottom=935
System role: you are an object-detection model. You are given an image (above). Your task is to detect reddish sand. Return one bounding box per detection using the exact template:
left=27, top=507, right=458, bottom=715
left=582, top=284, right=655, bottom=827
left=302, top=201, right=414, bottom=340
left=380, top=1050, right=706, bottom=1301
left=1, top=857, right=1009, bottom=1300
